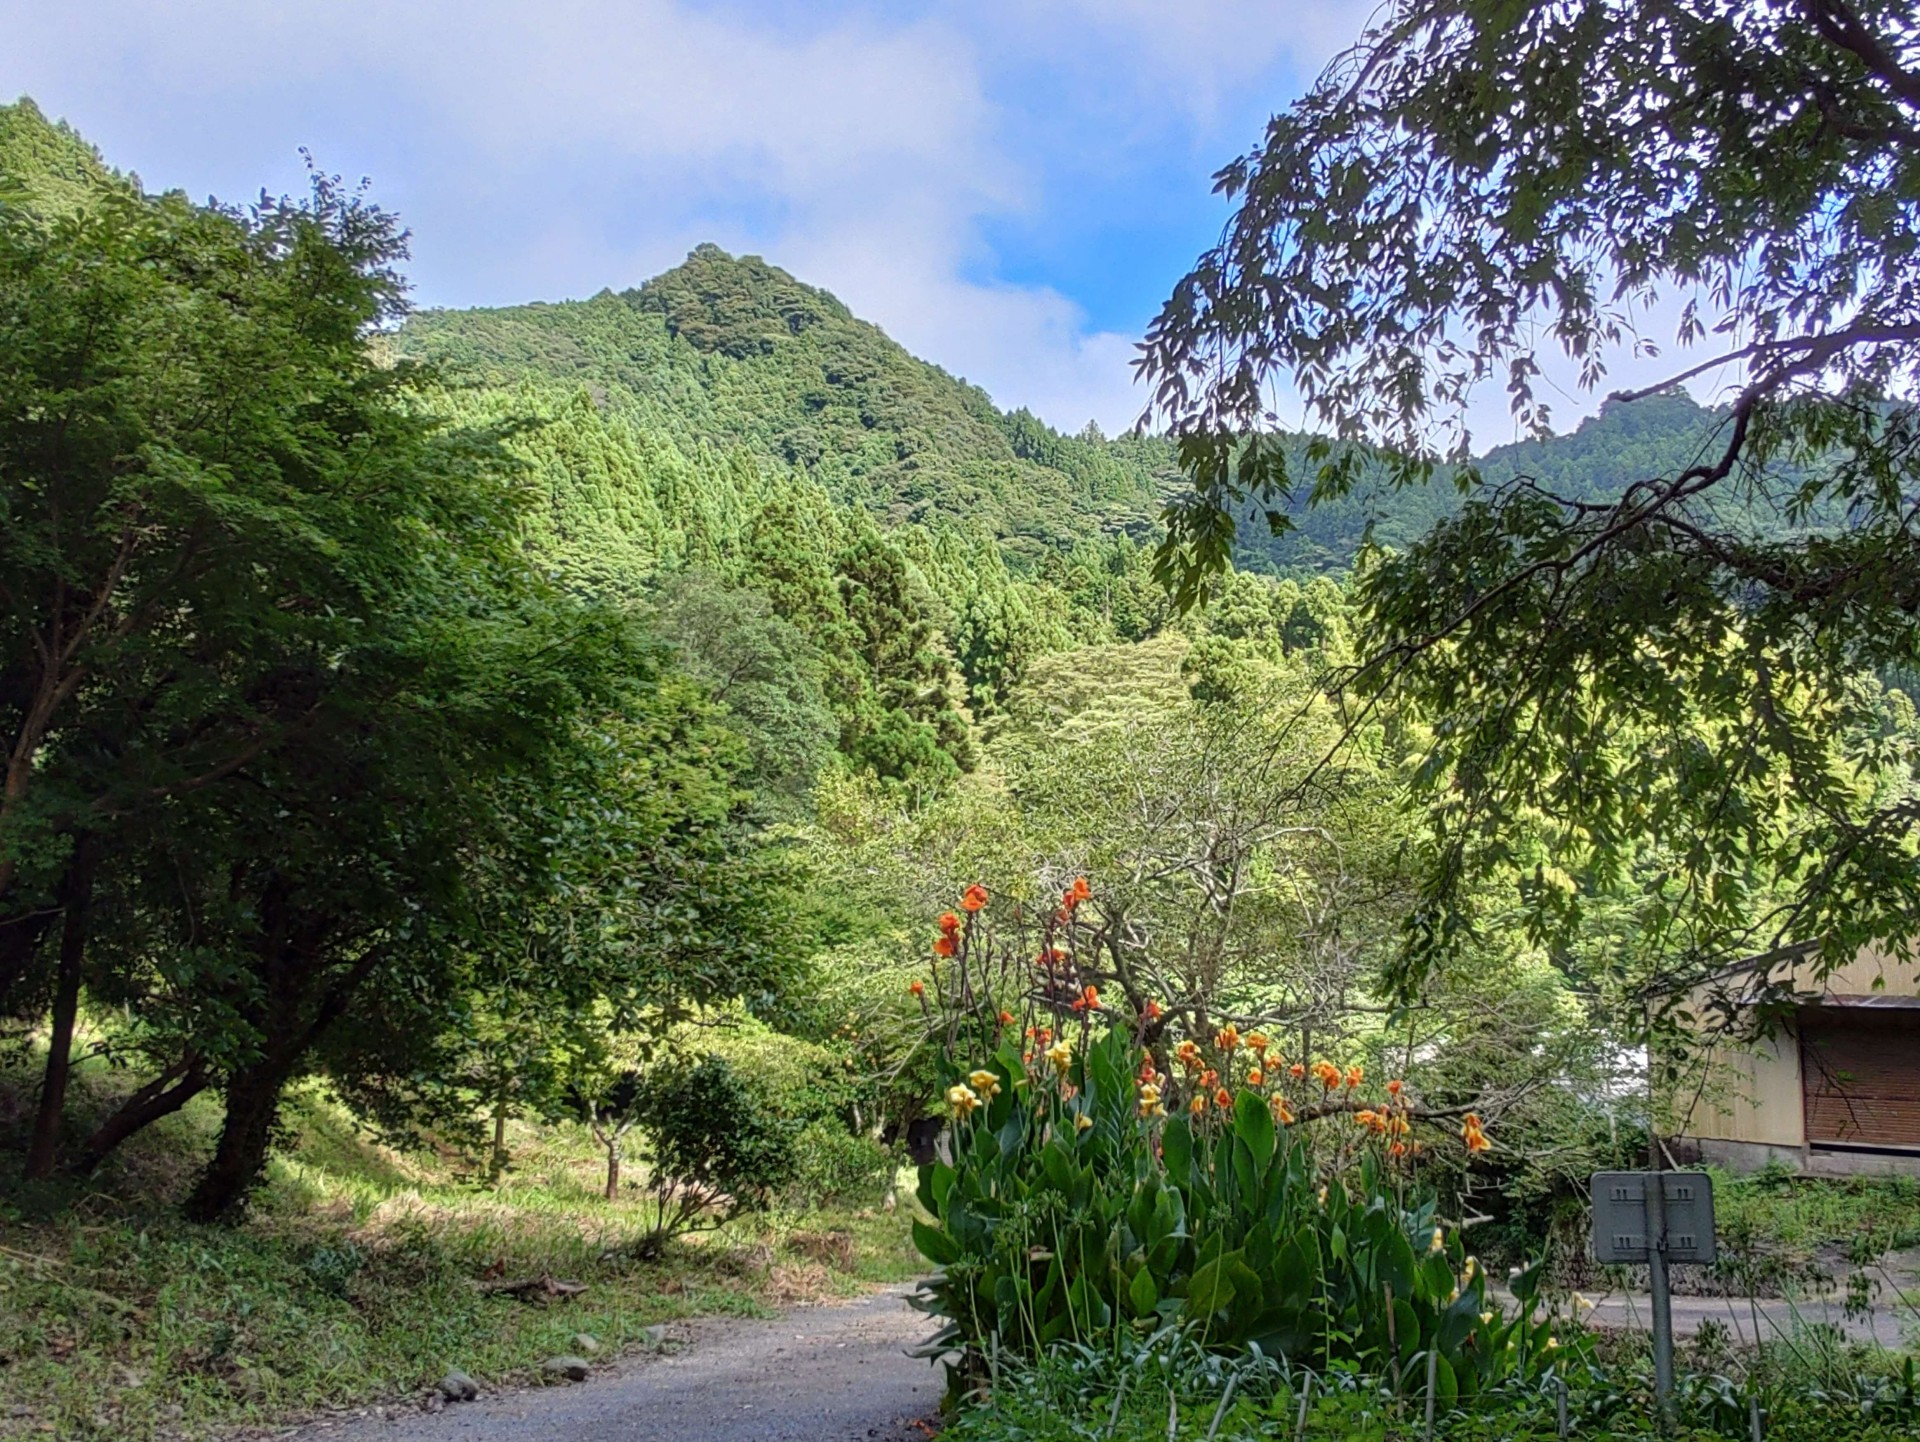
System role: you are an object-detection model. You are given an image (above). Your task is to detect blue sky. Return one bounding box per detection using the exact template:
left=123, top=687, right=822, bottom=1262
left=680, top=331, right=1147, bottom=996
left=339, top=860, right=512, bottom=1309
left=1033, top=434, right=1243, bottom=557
left=6, top=0, right=1389, bottom=435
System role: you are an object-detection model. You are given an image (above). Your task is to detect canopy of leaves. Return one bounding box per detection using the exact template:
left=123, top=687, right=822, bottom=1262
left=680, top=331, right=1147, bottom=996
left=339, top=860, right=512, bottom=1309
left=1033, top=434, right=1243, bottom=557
left=1138, top=0, right=1920, bottom=999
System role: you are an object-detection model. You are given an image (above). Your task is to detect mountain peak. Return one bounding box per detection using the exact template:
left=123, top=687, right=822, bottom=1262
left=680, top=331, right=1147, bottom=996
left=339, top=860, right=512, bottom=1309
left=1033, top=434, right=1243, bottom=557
left=0, top=97, right=118, bottom=209
left=627, top=244, right=854, bottom=360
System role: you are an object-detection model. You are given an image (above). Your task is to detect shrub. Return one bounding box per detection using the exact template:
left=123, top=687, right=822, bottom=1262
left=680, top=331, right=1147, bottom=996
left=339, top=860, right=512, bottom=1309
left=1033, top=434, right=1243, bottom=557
left=629, top=1056, right=797, bottom=1257
left=788, top=1120, right=892, bottom=1206
left=913, top=1027, right=1561, bottom=1399
left=905, top=878, right=1563, bottom=1404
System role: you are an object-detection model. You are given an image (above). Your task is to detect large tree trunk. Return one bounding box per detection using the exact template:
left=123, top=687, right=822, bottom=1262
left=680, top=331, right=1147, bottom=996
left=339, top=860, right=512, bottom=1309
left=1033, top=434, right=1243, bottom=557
left=65, top=1056, right=208, bottom=1177
left=183, top=1057, right=296, bottom=1224
left=24, top=846, right=95, bottom=1178
left=0, top=905, right=57, bottom=1017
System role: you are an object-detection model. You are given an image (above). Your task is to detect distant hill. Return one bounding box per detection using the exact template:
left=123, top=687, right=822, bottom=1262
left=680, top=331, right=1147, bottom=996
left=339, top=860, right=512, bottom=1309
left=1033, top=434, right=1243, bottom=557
left=3, top=93, right=1758, bottom=583
left=1224, top=389, right=1755, bottom=575
left=393, top=245, right=1168, bottom=565
left=0, top=96, right=121, bottom=209
left=397, top=246, right=1757, bottom=577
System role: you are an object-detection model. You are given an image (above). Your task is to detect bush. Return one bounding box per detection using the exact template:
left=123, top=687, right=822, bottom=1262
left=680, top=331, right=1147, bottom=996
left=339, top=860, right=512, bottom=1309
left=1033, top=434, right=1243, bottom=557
left=788, top=1121, right=892, bottom=1206
left=913, top=1027, right=1563, bottom=1403
left=630, top=1056, right=797, bottom=1256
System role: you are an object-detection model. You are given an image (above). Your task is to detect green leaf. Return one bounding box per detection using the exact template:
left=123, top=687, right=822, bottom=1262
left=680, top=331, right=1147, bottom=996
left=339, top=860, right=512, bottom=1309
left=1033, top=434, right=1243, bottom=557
left=911, top=1219, right=960, bottom=1266
left=1233, top=1087, right=1275, bottom=1171
left=1128, top=1265, right=1160, bottom=1319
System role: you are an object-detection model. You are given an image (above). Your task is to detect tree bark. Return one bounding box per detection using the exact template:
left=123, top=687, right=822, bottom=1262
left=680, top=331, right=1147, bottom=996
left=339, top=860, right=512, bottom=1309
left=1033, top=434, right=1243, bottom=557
left=0, top=905, right=56, bottom=1017
left=604, top=1138, right=620, bottom=1201
left=65, top=1057, right=208, bottom=1177
left=183, top=1056, right=297, bottom=1224
left=24, top=844, right=95, bottom=1178
left=489, top=1088, right=510, bottom=1186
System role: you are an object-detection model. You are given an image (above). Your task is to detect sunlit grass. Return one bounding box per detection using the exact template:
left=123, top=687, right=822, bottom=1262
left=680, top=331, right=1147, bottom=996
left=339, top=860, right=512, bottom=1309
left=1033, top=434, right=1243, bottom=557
left=0, top=1062, right=923, bottom=1441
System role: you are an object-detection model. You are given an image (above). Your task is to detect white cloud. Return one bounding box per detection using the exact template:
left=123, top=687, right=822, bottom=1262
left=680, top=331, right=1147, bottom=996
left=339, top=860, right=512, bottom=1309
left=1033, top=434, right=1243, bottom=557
left=3, top=0, right=1173, bottom=431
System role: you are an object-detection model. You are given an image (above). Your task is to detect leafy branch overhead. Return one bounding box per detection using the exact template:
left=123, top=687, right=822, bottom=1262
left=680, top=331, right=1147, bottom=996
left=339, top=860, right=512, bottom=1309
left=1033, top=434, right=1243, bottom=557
left=1139, top=0, right=1920, bottom=996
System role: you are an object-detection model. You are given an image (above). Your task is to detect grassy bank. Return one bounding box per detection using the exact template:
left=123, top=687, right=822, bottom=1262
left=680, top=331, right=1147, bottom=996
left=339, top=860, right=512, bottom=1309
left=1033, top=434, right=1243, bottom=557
left=0, top=1066, right=922, bottom=1441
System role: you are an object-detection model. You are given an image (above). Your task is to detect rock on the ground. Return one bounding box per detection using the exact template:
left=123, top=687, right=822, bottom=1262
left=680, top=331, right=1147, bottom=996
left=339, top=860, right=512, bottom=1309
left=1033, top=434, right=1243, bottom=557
left=439, top=1371, right=479, bottom=1402
left=641, top=1323, right=670, bottom=1347
left=571, top=1333, right=602, bottom=1356
left=541, top=1355, right=593, bottom=1383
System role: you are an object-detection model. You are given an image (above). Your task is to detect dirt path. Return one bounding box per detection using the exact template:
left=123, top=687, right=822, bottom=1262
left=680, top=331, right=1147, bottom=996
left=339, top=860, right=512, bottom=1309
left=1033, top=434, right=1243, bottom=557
left=294, top=1286, right=942, bottom=1442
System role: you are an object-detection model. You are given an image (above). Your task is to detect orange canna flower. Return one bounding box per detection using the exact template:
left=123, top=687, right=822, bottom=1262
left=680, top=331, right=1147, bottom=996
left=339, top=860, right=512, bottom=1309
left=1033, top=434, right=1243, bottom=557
left=997, top=1010, right=1014, bottom=1025
left=938, top=911, right=962, bottom=937
left=1071, top=877, right=1091, bottom=901
left=1388, top=1141, right=1407, bottom=1158
left=1312, top=1061, right=1341, bottom=1091
left=1190, top=1094, right=1207, bottom=1116
left=1271, top=1096, right=1295, bottom=1125
left=1386, top=1078, right=1404, bottom=1099
left=1345, top=1065, right=1364, bottom=1090
left=1143, top=999, right=1163, bottom=1021
left=1461, top=1113, right=1492, bottom=1154
left=1215, top=1024, right=1241, bottom=1051
left=1214, top=1087, right=1233, bottom=1110
left=1290, top=1062, right=1307, bottom=1080
left=909, top=979, right=925, bottom=997
left=1247, top=1069, right=1264, bottom=1087
left=933, top=936, right=956, bottom=958
left=961, top=884, right=989, bottom=912
left=1199, top=1069, right=1219, bottom=1090
left=1245, top=1032, right=1270, bottom=1056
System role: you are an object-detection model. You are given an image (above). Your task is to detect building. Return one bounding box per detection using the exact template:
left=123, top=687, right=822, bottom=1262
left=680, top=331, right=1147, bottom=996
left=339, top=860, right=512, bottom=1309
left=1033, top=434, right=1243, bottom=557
left=1671, top=944, right=1920, bottom=1177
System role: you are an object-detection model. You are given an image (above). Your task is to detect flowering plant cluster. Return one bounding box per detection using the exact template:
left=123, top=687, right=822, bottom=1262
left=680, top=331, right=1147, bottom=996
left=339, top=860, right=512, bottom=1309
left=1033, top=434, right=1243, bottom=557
left=907, top=879, right=1551, bottom=1403
left=910, top=879, right=1494, bottom=1166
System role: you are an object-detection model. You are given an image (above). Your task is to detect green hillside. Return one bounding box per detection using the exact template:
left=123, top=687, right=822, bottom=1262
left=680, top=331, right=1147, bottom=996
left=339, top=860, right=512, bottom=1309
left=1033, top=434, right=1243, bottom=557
left=397, top=250, right=1757, bottom=580
left=394, top=245, right=1168, bottom=563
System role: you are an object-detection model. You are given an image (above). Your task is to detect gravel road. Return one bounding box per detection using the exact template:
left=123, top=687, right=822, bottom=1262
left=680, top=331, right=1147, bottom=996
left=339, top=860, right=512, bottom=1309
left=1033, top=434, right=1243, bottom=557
left=294, top=1286, right=943, bottom=1442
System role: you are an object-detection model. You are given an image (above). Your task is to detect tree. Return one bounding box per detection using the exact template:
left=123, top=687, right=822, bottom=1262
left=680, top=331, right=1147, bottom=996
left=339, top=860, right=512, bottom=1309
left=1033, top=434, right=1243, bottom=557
left=1138, top=0, right=1920, bottom=1000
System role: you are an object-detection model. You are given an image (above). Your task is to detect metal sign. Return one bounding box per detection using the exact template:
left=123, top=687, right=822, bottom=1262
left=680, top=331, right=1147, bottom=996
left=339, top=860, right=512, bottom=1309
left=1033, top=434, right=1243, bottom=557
left=1590, top=1170, right=1716, bottom=1264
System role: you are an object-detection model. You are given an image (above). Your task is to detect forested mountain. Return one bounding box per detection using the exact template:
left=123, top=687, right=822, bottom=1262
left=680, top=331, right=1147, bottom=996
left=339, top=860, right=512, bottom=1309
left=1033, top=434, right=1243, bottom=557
left=396, top=246, right=1751, bottom=581
left=394, top=245, right=1171, bottom=562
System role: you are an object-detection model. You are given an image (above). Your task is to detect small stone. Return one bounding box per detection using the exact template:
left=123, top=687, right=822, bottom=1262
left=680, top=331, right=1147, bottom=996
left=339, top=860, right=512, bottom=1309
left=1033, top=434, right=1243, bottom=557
left=641, top=1324, right=670, bottom=1347
left=542, top=1355, right=592, bottom=1383
left=571, top=1332, right=601, bottom=1356
left=440, top=1370, right=480, bottom=1402
left=420, top=1391, right=445, bottom=1414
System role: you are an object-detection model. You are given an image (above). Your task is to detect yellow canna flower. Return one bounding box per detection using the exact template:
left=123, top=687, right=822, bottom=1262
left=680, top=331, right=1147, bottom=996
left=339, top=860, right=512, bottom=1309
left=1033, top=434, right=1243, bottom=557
left=1479, top=1311, right=1495, bottom=1326
left=1428, top=1227, right=1445, bottom=1256
left=1074, top=1112, right=1094, bottom=1132
left=1045, top=1039, right=1073, bottom=1075
left=947, top=1084, right=980, bottom=1118
left=968, top=1069, right=1002, bottom=1099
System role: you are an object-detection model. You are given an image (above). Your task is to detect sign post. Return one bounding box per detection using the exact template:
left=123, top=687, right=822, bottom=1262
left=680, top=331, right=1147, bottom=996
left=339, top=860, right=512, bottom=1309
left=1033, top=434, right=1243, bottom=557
left=1591, top=1171, right=1715, bottom=1428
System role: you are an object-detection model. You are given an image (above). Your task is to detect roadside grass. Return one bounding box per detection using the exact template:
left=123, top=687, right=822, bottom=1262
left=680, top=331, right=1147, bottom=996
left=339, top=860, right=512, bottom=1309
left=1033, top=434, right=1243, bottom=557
left=939, top=1332, right=1920, bottom=1442
left=1712, top=1164, right=1920, bottom=1259
left=0, top=1061, right=923, bottom=1441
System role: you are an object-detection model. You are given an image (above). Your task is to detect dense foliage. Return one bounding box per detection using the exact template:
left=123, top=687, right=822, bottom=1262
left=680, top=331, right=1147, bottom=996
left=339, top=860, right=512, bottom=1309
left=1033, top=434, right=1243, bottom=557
left=1139, top=0, right=1920, bottom=1006
left=0, top=102, right=792, bottom=1219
